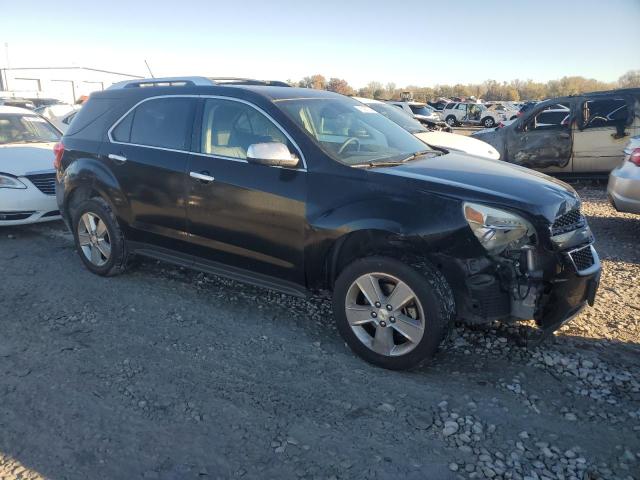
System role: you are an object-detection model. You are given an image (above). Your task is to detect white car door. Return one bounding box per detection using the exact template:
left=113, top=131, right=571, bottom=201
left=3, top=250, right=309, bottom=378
left=572, top=96, right=639, bottom=173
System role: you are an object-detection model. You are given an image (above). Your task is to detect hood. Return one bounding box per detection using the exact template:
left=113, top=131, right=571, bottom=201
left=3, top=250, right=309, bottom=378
left=413, top=113, right=441, bottom=122
left=415, top=131, right=500, bottom=160
left=374, top=152, right=579, bottom=223
left=0, top=142, right=57, bottom=176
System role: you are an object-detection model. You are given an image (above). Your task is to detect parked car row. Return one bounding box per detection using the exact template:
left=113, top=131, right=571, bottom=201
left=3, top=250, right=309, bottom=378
left=386, top=101, right=450, bottom=131
left=354, top=97, right=499, bottom=160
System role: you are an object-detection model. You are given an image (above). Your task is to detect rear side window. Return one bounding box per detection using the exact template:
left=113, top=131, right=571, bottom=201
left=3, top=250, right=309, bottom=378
left=112, top=97, right=194, bottom=150
left=582, top=98, right=628, bottom=129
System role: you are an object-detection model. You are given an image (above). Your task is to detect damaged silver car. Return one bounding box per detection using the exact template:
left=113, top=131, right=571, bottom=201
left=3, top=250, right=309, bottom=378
left=473, top=88, right=640, bottom=175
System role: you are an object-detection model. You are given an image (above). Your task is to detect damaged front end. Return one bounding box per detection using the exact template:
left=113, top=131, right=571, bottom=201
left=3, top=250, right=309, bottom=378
left=440, top=202, right=601, bottom=341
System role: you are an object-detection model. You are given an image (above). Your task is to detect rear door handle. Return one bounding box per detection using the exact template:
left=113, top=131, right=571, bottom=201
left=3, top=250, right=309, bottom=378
left=190, top=171, right=215, bottom=183
left=108, top=153, right=127, bottom=163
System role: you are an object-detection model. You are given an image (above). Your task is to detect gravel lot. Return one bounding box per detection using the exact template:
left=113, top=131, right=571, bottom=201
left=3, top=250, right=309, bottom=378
left=0, top=184, right=638, bottom=480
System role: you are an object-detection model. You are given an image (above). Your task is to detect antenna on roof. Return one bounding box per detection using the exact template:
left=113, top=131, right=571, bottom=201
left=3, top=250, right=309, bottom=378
left=144, top=59, right=154, bottom=78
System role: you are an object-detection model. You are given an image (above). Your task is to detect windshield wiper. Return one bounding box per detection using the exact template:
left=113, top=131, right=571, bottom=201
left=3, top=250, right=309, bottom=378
left=352, top=161, right=406, bottom=169
left=352, top=150, right=440, bottom=169
left=400, top=149, right=439, bottom=163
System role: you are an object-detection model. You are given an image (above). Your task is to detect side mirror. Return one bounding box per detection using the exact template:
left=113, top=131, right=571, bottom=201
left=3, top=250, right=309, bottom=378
left=246, top=142, right=300, bottom=168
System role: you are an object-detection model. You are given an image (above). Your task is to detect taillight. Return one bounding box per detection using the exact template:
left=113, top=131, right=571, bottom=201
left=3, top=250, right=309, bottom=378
left=629, top=148, right=640, bottom=167
left=53, top=142, right=64, bottom=170
left=516, top=111, right=523, bottom=117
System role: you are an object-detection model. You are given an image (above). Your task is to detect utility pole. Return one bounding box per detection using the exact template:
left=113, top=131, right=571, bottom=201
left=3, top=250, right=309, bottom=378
left=0, top=43, right=9, bottom=91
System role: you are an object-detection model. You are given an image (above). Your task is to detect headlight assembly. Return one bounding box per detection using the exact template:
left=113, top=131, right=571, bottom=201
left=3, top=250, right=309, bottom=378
left=0, top=174, right=27, bottom=189
left=463, top=202, right=534, bottom=254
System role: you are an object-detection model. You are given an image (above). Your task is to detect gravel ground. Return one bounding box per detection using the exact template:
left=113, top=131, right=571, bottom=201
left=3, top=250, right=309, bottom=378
left=0, top=184, right=638, bottom=480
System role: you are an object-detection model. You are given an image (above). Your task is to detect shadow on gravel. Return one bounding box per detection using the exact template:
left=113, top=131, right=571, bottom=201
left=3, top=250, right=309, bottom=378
left=585, top=214, right=640, bottom=264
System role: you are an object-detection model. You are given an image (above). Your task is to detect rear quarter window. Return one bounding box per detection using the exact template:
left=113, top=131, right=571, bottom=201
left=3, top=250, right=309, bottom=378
left=111, top=97, right=195, bottom=150
left=65, top=98, right=119, bottom=137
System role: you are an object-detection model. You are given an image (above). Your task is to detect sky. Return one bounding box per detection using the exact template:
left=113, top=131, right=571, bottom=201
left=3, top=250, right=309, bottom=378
left=1, top=0, right=639, bottom=88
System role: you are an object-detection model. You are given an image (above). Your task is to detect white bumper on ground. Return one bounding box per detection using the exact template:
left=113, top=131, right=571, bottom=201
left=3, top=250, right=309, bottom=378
left=0, top=178, right=61, bottom=226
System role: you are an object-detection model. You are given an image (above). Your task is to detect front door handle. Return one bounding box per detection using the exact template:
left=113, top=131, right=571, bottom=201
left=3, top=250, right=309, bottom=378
left=190, top=171, right=215, bottom=183
left=108, top=153, right=127, bottom=163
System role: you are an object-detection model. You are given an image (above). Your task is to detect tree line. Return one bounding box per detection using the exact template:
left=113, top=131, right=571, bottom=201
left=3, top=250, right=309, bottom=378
left=290, top=70, right=640, bottom=102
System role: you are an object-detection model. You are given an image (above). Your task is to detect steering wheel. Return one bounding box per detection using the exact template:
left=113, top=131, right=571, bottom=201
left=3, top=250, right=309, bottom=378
left=337, top=137, right=361, bottom=155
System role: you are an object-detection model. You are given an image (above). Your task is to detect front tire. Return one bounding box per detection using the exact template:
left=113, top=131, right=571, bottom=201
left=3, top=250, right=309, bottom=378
left=445, top=115, right=457, bottom=127
left=72, top=197, right=127, bottom=276
left=333, top=256, right=454, bottom=370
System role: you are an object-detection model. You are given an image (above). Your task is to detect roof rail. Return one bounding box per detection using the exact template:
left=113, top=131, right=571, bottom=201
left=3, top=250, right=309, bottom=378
left=107, top=76, right=291, bottom=90
left=209, top=77, right=290, bottom=87
left=107, top=76, right=216, bottom=90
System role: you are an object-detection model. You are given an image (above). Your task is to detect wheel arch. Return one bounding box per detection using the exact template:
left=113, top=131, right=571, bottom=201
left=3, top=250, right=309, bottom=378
left=62, top=157, right=130, bottom=226
left=319, top=228, right=438, bottom=292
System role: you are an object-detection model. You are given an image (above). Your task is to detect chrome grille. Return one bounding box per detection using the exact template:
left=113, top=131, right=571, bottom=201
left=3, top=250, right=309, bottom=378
left=552, top=209, right=585, bottom=236
left=567, top=244, right=595, bottom=272
left=25, top=172, right=56, bottom=196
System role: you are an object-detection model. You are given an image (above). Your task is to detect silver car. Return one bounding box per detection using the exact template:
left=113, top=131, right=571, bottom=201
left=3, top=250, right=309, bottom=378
left=607, top=135, right=640, bottom=214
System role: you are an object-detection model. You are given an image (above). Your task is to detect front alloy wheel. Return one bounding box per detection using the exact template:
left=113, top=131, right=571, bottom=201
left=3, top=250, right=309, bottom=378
left=345, top=273, right=425, bottom=357
left=333, top=256, right=454, bottom=370
left=77, top=212, right=111, bottom=266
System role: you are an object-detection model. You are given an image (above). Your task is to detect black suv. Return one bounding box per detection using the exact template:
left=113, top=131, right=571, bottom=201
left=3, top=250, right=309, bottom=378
left=55, top=77, right=601, bottom=370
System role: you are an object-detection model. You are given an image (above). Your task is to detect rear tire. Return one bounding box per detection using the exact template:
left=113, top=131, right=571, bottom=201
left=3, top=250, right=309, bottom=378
left=332, top=256, right=454, bottom=370
left=72, top=197, right=127, bottom=276
left=482, top=116, right=495, bottom=128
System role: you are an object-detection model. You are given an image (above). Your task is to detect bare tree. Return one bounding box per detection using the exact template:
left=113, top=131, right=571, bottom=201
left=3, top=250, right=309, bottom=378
left=294, top=71, right=638, bottom=101
left=300, top=74, right=327, bottom=90
left=326, top=78, right=354, bottom=95
left=619, top=70, right=640, bottom=88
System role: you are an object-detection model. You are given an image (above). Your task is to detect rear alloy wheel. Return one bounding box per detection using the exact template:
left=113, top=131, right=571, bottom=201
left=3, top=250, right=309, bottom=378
left=482, top=116, right=495, bottom=128
left=72, top=197, right=127, bottom=276
left=78, top=212, right=111, bottom=267
left=333, top=256, right=453, bottom=370
left=445, top=115, right=457, bottom=127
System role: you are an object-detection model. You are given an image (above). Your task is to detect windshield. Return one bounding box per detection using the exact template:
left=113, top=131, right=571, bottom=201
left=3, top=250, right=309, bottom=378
left=409, top=104, right=435, bottom=116
left=0, top=114, right=60, bottom=144
left=366, top=102, right=427, bottom=134
left=276, top=97, right=435, bottom=166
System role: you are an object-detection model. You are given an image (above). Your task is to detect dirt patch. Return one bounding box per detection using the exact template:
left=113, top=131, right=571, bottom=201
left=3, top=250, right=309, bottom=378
left=0, top=185, right=638, bottom=480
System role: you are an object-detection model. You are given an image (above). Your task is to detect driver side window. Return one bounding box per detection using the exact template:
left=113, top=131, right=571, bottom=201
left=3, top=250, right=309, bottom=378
left=526, top=103, right=571, bottom=131
left=200, top=99, right=292, bottom=160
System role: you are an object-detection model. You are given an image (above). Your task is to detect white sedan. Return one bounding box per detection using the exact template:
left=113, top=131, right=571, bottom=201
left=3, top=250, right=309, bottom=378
left=354, top=97, right=500, bottom=160
left=0, top=106, right=62, bottom=225
left=36, top=104, right=80, bottom=133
